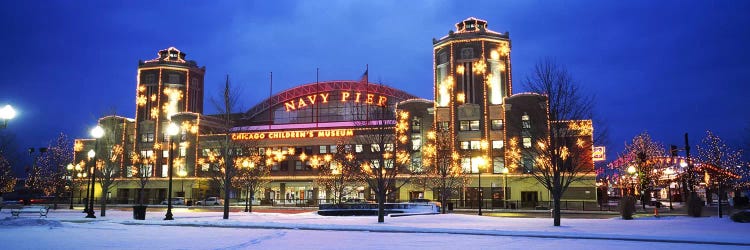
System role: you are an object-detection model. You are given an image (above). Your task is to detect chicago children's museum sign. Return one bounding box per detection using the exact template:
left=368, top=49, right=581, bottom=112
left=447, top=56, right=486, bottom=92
left=232, top=129, right=355, bottom=141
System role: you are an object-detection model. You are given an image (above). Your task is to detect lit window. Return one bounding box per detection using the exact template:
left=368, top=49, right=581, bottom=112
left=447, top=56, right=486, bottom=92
left=470, top=120, right=480, bottom=131
left=330, top=145, right=337, bottom=153
left=384, top=144, right=394, bottom=152
left=412, top=138, right=422, bottom=151
left=491, top=120, right=504, bottom=130
left=437, top=122, right=450, bottom=131
left=180, top=147, right=186, bottom=157
left=295, top=161, right=303, bottom=170
left=460, top=141, right=470, bottom=150
left=319, top=145, right=327, bottom=154
left=411, top=118, right=421, bottom=133
left=384, top=159, right=394, bottom=168
left=522, top=113, right=531, bottom=129
left=523, top=137, right=532, bottom=148
left=371, top=160, right=381, bottom=169
left=470, top=141, right=481, bottom=150
left=161, top=165, right=168, bottom=178
left=492, top=140, right=503, bottom=149
left=163, top=150, right=168, bottom=158
left=355, top=145, right=363, bottom=153
left=461, top=158, right=471, bottom=173
left=493, top=157, right=505, bottom=173
left=371, top=144, right=381, bottom=152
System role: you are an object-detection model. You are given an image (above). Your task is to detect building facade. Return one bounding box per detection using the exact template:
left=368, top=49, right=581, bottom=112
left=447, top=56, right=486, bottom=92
left=74, top=18, right=596, bottom=208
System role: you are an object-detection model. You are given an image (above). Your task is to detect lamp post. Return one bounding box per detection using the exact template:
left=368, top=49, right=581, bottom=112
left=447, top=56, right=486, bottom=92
left=0, top=104, right=16, bottom=129
left=67, top=163, right=75, bottom=209
left=502, top=167, right=509, bottom=209
left=665, top=167, right=675, bottom=210
left=86, top=125, right=104, bottom=218
left=164, top=123, right=179, bottom=220
left=627, top=165, right=636, bottom=196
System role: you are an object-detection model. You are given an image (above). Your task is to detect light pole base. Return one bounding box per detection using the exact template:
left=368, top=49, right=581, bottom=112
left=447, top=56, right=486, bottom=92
left=164, top=211, right=174, bottom=220
left=85, top=212, right=96, bottom=218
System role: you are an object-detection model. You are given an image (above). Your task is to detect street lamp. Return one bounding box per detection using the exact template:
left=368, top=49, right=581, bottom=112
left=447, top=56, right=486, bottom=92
left=665, top=168, right=675, bottom=210
left=86, top=125, right=104, bottom=218
left=164, top=122, right=179, bottom=220
left=627, top=165, right=637, bottom=196
left=502, top=167, right=509, bottom=209
left=67, top=163, right=75, bottom=209
left=0, top=104, right=16, bottom=129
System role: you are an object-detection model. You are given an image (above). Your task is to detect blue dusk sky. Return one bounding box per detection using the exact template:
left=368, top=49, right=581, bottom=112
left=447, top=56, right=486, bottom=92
left=1, top=1, right=748, bottom=171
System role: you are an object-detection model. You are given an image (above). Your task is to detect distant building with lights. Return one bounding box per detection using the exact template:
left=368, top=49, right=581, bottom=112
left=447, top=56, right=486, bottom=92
left=74, top=18, right=596, bottom=208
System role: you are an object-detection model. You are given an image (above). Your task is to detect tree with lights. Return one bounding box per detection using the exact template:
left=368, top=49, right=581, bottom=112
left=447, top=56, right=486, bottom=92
left=421, top=128, right=467, bottom=214
left=618, top=132, right=667, bottom=210
left=232, top=151, right=271, bottom=212
left=507, top=59, right=599, bottom=227
left=312, top=143, right=365, bottom=205
left=697, top=130, right=746, bottom=216
left=0, top=154, right=15, bottom=195
left=30, top=133, right=74, bottom=209
left=347, top=101, right=416, bottom=223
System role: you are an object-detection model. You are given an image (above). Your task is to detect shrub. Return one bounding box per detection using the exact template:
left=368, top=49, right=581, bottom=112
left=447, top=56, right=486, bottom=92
left=687, top=193, right=703, bottom=217
left=730, top=210, right=750, bottom=223
left=619, top=196, right=636, bottom=220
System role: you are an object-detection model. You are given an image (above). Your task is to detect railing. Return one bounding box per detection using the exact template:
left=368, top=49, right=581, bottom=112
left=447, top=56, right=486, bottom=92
left=442, top=199, right=617, bottom=211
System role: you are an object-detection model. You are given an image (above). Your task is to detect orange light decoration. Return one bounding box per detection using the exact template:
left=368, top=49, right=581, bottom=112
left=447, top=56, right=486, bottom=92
left=74, top=140, right=83, bottom=152
left=472, top=60, right=487, bottom=74
left=137, top=95, right=147, bottom=106
left=456, top=65, right=465, bottom=75
left=457, top=92, right=465, bottom=103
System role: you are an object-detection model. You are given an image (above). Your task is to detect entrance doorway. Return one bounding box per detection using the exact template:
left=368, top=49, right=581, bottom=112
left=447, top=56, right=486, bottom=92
left=521, top=191, right=538, bottom=208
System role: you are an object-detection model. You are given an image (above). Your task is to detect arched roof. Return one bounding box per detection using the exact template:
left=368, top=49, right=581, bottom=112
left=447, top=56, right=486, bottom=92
left=244, top=80, right=418, bottom=120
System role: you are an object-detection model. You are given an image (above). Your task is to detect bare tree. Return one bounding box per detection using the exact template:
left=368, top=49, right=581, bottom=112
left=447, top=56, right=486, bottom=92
left=508, top=59, right=598, bottom=226
left=422, top=128, right=467, bottom=213
left=130, top=151, right=155, bottom=206
left=94, top=116, right=128, bottom=216
left=210, top=75, right=242, bottom=219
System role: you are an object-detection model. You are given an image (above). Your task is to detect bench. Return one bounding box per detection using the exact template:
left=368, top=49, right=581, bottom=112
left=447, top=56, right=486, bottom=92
left=10, top=205, right=49, bottom=218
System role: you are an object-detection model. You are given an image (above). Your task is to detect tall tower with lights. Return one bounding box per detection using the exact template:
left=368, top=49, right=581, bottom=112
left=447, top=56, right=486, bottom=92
left=433, top=17, right=512, bottom=175
left=134, top=47, right=205, bottom=161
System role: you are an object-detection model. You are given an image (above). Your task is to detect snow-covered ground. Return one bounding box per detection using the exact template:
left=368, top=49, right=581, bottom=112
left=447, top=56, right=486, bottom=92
left=0, top=208, right=748, bottom=249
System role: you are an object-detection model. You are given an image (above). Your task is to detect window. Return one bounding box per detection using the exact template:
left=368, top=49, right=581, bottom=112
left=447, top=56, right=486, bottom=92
left=141, top=165, right=153, bottom=177
left=201, top=163, right=209, bottom=171
left=411, top=136, right=422, bottom=151
left=522, top=113, right=531, bottom=129
left=384, top=159, right=394, bottom=168
left=492, top=140, right=504, bottom=149
left=523, top=137, right=532, bottom=149
left=161, top=165, right=168, bottom=177
left=140, top=150, right=154, bottom=158
left=319, top=145, right=327, bottom=154
left=460, top=141, right=470, bottom=150
left=437, top=121, right=450, bottom=131
left=180, top=146, right=186, bottom=157
left=461, top=158, right=471, bottom=173
left=371, top=144, right=381, bottom=152
left=470, top=140, right=481, bottom=150
left=271, top=162, right=279, bottom=171
left=126, top=167, right=134, bottom=177
left=330, top=145, right=337, bottom=154
left=384, top=143, right=394, bottom=152
left=355, top=144, right=363, bottom=153
left=493, top=157, right=505, bottom=174
left=163, top=150, right=169, bottom=158
left=459, top=121, right=470, bottom=131
left=491, top=119, right=504, bottom=130
left=470, top=120, right=480, bottom=131
left=411, top=118, right=421, bottom=133
left=371, top=160, right=381, bottom=169
left=523, top=156, right=533, bottom=173
left=168, top=73, right=179, bottom=84
left=295, top=161, right=303, bottom=170
left=471, top=157, right=483, bottom=173
left=141, top=133, right=154, bottom=142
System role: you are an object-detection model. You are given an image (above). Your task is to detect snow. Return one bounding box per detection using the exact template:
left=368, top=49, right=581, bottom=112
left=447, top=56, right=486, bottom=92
left=0, top=208, right=748, bottom=249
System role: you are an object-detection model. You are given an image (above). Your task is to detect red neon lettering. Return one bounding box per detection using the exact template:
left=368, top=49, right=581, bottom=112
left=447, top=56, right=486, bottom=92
left=320, top=93, right=329, bottom=103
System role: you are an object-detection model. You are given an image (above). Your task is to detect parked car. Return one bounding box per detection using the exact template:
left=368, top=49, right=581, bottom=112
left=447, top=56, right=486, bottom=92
left=196, top=197, right=223, bottom=206
left=160, top=197, right=185, bottom=205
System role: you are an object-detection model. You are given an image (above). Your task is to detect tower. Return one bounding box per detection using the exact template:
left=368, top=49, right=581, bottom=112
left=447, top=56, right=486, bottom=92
left=433, top=17, right=511, bottom=174
left=133, top=47, right=205, bottom=174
